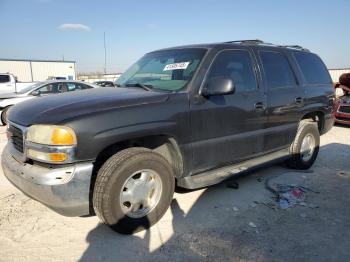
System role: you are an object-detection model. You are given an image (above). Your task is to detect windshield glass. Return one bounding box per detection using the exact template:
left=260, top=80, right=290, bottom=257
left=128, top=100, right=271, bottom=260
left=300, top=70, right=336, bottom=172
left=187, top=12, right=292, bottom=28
left=115, top=48, right=207, bottom=91
left=17, top=82, right=45, bottom=94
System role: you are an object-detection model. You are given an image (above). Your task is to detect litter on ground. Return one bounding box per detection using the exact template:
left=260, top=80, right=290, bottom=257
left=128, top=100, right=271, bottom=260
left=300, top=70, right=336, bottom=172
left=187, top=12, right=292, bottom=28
left=265, top=173, right=320, bottom=210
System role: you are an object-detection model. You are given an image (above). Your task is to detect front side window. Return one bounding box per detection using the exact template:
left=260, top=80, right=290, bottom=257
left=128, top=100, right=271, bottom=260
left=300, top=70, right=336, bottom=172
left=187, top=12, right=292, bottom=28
left=115, top=48, right=207, bottom=91
left=205, top=50, right=258, bottom=92
left=260, top=51, right=297, bottom=89
left=34, top=82, right=69, bottom=95
left=294, top=52, right=332, bottom=85
left=36, top=83, right=58, bottom=95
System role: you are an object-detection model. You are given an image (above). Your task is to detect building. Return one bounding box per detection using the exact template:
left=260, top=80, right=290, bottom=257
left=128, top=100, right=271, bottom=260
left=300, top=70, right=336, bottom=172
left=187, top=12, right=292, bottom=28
left=0, top=58, right=76, bottom=82
left=328, top=68, right=350, bottom=83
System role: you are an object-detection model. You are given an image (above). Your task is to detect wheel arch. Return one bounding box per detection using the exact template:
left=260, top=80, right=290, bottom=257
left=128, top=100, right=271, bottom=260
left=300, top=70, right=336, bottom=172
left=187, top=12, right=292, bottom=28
left=1, top=105, right=13, bottom=125
left=300, top=111, right=325, bottom=133
left=93, top=134, right=184, bottom=178
left=88, top=134, right=184, bottom=215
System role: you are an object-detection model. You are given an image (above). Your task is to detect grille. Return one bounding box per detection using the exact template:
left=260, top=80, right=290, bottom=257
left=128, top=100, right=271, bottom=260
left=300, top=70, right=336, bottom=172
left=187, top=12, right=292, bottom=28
left=339, top=106, right=350, bottom=114
left=9, top=125, right=24, bottom=153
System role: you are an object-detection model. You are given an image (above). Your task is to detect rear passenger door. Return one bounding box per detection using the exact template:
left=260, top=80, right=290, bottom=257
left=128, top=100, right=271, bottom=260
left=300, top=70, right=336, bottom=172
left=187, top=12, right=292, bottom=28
left=257, top=49, right=304, bottom=151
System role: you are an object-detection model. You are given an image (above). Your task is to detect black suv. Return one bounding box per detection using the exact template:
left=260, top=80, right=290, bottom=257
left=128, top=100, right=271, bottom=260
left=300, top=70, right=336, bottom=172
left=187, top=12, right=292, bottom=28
left=2, top=40, right=334, bottom=234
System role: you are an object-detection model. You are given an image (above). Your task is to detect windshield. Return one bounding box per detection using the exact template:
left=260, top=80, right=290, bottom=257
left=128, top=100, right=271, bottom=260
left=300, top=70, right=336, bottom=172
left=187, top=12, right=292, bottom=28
left=115, top=48, right=207, bottom=91
left=16, top=82, right=44, bottom=94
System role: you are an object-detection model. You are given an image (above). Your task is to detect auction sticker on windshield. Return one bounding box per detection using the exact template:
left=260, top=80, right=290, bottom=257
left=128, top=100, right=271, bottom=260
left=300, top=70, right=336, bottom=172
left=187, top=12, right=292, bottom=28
left=163, top=62, right=190, bottom=71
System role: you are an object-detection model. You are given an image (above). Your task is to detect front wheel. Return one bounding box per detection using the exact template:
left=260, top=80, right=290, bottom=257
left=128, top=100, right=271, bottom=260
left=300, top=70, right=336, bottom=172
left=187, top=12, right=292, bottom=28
left=286, top=120, right=320, bottom=170
left=93, top=148, right=175, bottom=234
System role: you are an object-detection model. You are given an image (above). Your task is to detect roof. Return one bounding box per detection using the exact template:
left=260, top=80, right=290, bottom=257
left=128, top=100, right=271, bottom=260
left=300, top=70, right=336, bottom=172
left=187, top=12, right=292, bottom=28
left=0, top=58, right=75, bottom=63
left=152, top=40, right=310, bottom=53
left=36, top=80, right=93, bottom=84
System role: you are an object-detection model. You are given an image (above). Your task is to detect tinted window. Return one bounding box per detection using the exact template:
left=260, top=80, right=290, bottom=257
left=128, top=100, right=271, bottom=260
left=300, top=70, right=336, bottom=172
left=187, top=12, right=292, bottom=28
left=106, top=82, right=115, bottom=87
left=294, top=52, right=331, bottom=84
left=76, top=83, right=93, bottom=90
left=36, top=83, right=58, bottom=95
left=67, top=83, right=77, bottom=91
left=36, top=83, right=73, bottom=94
left=96, top=81, right=114, bottom=87
left=206, top=50, right=257, bottom=92
left=57, top=83, right=69, bottom=93
left=260, top=51, right=296, bottom=88
left=0, top=75, right=10, bottom=83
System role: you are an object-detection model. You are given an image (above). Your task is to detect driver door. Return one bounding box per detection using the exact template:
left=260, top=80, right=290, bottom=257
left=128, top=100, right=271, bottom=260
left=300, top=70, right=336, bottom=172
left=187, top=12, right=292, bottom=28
left=190, top=49, right=267, bottom=174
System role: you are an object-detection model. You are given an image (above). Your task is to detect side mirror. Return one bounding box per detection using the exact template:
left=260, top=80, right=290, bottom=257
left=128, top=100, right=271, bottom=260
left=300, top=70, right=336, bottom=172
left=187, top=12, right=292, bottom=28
left=201, top=77, right=235, bottom=96
left=31, top=90, right=40, bottom=96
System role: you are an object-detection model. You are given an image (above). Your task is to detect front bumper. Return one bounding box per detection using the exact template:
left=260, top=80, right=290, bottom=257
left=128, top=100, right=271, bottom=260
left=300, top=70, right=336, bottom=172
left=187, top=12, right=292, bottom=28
left=335, top=111, right=350, bottom=125
left=1, top=144, right=94, bottom=216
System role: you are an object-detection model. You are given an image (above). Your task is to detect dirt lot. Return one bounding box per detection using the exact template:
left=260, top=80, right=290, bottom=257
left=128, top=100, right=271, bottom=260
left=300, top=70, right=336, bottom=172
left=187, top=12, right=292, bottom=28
left=0, top=125, right=349, bottom=262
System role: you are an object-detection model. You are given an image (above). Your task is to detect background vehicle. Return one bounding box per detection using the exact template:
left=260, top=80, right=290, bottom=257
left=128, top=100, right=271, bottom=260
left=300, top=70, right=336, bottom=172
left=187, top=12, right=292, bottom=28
left=0, top=80, right=98, bottom=124
left=93, top=80, right=116, bottom=87
left=2, top=40, right=334, bottom=234
left=0, top=73, right=35, bottom=94
left=334, top=73, right=350, bottom=125
left=47, top=76, right=67, bottom=80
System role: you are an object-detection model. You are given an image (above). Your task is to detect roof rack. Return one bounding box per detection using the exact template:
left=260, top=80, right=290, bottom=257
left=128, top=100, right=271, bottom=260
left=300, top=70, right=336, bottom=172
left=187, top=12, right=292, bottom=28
left=225, top=39, right=264, bottom=44
left=224, top=40, right=310, bottom=52
left=279, top=45, right=310, bottom=52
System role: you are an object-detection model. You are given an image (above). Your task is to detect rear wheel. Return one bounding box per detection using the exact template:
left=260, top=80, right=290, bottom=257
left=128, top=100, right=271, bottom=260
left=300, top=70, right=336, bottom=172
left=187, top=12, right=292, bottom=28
left=93, top=147, right=175, bottom=234
left=286, top=120, right=320, bottom=170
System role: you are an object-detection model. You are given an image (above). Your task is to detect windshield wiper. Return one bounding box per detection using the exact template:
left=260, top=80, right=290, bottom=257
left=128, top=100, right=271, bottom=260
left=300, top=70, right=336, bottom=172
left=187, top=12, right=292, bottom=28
left=125, top=83, right=153, bottom=91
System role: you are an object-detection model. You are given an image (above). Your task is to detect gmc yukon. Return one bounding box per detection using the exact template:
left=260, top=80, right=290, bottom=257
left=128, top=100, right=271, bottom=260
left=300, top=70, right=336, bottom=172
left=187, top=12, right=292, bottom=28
left=2, top=40, right=334, bottom=234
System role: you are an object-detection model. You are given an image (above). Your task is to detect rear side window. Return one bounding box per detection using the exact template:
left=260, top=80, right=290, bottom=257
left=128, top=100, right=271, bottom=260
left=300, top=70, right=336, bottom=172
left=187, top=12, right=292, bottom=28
left=76, top=83, right=93, bottom=90
left=260, top=51, right=296, bottom=89
left=0, top=75, right=10, bottom=83
left=67, top=83, right=76, bottom=91
left=294, top=52, right=331, bottom=85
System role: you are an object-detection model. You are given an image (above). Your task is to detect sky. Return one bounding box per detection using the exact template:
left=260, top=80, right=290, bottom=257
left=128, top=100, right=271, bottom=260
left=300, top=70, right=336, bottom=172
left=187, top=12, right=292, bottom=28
left=1, top=0, right=349, bottom=73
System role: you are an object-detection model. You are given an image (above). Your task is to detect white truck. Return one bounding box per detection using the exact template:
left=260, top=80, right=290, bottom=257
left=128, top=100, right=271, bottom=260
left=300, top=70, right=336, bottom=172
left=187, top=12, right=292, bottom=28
left=0, top=74, right=35, bottom=94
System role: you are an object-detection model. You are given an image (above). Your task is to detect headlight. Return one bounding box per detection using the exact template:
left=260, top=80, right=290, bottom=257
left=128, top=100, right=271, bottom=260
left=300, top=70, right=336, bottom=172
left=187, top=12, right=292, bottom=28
left=27, top=125, right=76, bottom=146
left=26, top=125, right=77, bottom=163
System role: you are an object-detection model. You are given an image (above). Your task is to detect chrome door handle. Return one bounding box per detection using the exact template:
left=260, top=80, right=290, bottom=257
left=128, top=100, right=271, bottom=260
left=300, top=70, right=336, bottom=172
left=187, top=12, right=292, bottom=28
left=295, top=97, right=303, bottom=104
left=254, top=102, right=265, bottom=110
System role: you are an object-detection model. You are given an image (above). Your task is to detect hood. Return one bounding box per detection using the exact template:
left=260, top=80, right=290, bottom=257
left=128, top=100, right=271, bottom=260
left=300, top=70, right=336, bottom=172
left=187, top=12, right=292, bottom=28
left=9, top=87, right=169, bottom=126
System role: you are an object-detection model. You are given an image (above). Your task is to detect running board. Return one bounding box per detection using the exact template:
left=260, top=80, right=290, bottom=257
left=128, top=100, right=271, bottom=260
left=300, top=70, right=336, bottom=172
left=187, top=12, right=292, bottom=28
left=177, top=148, right=290, bottom=189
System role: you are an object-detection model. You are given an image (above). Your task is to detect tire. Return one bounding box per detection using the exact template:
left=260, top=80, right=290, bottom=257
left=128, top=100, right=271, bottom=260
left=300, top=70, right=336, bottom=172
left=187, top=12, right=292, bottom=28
left=1, top=106, right=11, bottom=125
left=286, top=120, right=320, bottom=170
left=93, top=147, right=175, bottom=234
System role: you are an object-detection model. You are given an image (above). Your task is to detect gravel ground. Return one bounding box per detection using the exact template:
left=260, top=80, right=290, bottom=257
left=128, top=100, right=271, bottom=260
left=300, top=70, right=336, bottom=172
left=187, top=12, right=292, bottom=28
left=0, top=125, right=349, bottom=262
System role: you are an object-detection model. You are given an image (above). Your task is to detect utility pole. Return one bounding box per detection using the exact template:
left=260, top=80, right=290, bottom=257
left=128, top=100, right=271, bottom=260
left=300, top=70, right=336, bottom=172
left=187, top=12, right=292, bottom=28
left=104, top=32, right=107, bottom=74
